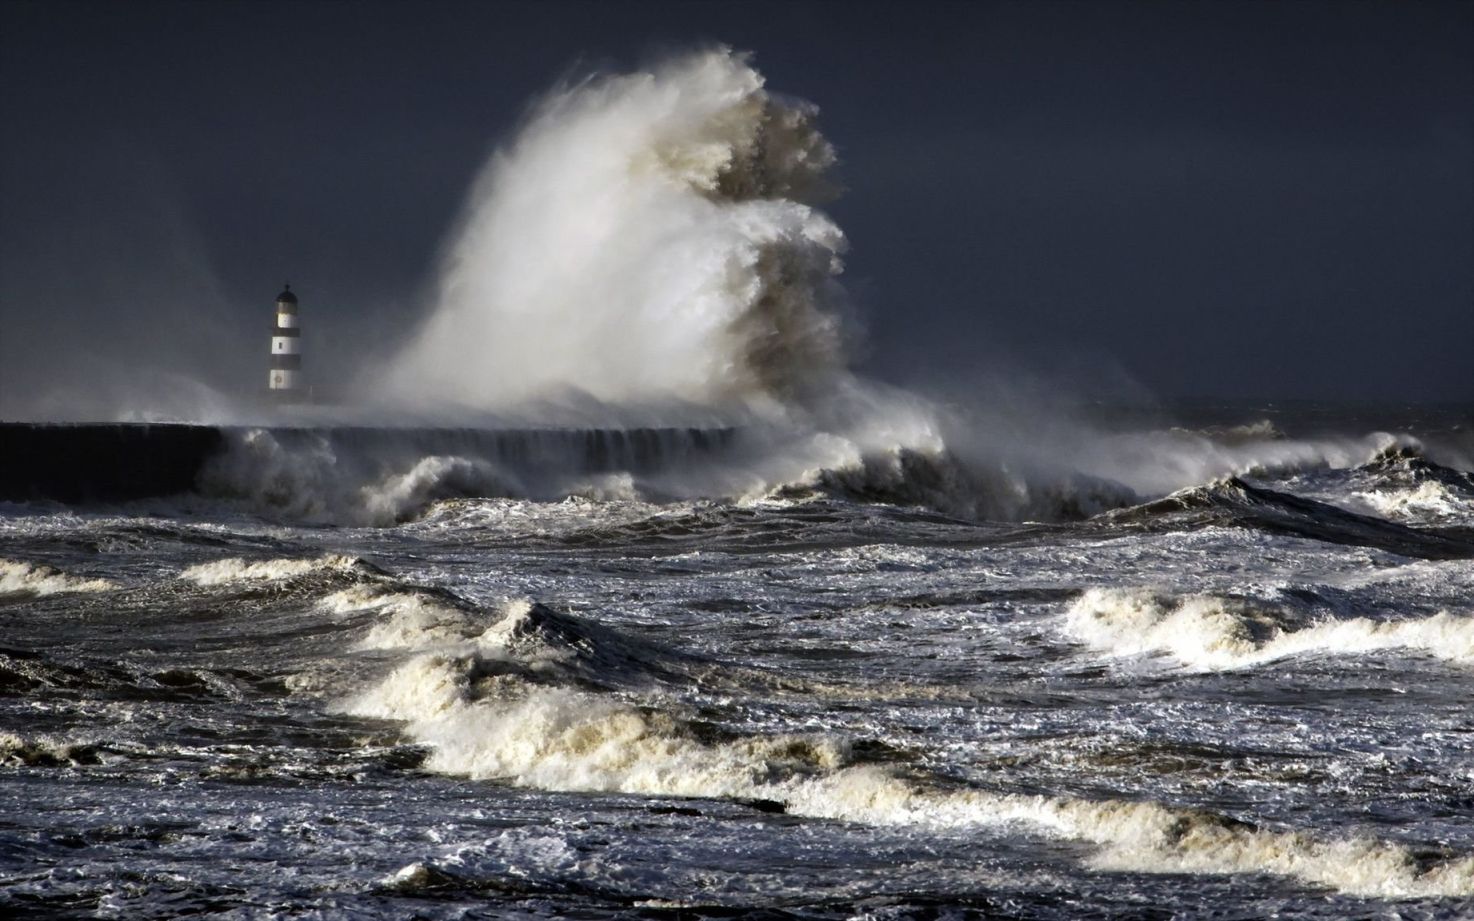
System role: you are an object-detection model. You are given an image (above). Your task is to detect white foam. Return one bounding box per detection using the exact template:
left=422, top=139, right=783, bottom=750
left=341, top=655, right=1473, bottom=899
left=314, top=585, right=475, bottom=651
left=778, top=770, right=1474, bottom=898
left=0, top=558, right=115, bottom=599
left=0, top=730, right=103, bottom=766
left=474, top=599, right=562, bottom=655
left=1065, top=587, right=1474, bottom=670
left=320, top=587, right=546, bottom=653
left=342, top=662, right=845, bottom=798
left=358, top=455, right=518, bottom=526
left=411, top=495, right=674, bottom=537
left=1357, top=481, right=1473, bottom=525
left=345, top=654, right=475, bottom=723
left=177, top=554, right=361, bottom=587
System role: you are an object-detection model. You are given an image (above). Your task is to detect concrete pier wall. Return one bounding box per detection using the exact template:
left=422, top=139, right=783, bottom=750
left=0, top=423, right=735, bottom=504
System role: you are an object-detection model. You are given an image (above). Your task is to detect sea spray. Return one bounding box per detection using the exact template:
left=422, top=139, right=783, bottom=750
left=239, top=49, right=1447, bottom=525
left=379, top=49, right=849, bottom=415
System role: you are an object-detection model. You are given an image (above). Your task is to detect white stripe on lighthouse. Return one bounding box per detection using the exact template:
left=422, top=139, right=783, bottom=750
left=269, top=285, right=302, bottom=394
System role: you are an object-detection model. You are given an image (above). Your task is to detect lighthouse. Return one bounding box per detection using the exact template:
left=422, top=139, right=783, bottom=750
left=267, top=284, right=302, bottom=396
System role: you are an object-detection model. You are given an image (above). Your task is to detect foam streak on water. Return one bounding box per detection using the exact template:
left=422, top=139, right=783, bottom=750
left=2, top=409, right=1473, bottom=918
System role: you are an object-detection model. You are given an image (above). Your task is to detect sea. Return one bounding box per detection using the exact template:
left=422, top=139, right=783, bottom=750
left=1, top=402, right=1471, bottom=919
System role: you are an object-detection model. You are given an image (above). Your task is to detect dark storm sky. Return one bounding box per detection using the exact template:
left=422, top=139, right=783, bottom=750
left=2, top=0, right=1471, bottom=411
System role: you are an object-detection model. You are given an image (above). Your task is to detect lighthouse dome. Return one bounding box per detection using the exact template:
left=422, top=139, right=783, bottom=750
left=276, top=285, right=298, bottom=305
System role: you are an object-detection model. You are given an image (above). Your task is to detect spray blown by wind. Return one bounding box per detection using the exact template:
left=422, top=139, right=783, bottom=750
left=380, top=49, right=850, bottom=419
left=275, top=47, right=1459, bottom=527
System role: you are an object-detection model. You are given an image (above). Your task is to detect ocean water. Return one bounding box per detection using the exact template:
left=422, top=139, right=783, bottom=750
left=2, top=407, right=1472, bottom=920
left=4, top=45, right=1471, bottom=921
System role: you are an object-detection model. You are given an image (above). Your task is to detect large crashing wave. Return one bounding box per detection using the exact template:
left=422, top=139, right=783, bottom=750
left=314, top=48, right=1158, bottom=525
left=379, top=49, right=849, bottom=416
left=29, top=50, right=1460, bottom=530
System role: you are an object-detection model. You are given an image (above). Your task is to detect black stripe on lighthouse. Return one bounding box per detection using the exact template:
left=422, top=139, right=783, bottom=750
left=268, top=284, right=302, bottom=394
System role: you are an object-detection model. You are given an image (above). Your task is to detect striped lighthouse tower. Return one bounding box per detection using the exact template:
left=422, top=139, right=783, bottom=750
left=267, top=284, right=302, bottom=396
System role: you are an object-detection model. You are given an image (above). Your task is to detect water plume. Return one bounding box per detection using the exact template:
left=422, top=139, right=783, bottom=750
left=379, top=48, right=849, bottom=418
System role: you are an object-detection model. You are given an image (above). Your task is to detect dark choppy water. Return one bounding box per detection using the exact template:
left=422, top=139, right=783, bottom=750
left=2, top=411, right=1473, bottom=919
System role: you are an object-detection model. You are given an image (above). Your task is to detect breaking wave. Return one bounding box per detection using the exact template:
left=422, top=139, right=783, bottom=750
left=793, top=443, right=1138, bottom=522
left=178, top=553, right=370, bottom=587
left=339, top=593, right=704, bottom=696
left=1362, top=442, right=1474, bottom=489
left=196, top=426, right=735, bottom=526
left=0, top=558, right=115, bottom=600
left=319, top=584, right=482, bottom=652
left=1348, top=444, right=1474, bottom=526
left=339, top=602, right=1474, bottom=899
left=1113, top=476, right=1474, bottom=560
left=185, top=420, right=1145, bottom=526
left=1358, top=480, right=1474, bottom=526
left=1065, top=587, right=1474, bottom=670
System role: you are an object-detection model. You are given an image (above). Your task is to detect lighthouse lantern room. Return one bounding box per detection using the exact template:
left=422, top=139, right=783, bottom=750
left=268, top=285, right=302, bottom=395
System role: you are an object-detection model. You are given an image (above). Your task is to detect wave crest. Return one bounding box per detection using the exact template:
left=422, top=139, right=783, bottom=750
left=178, top=553, right=371, bottom=587
left=0, top=558, right=115, bottom=600
left=342, top=633, right=1474, bottom=899
left=1115, top=476, right=1474, bottom=560
left=1066, top=586, right=1474, bottom=670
